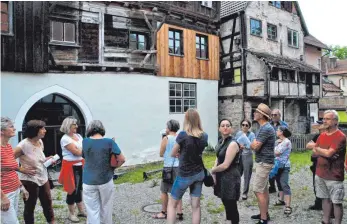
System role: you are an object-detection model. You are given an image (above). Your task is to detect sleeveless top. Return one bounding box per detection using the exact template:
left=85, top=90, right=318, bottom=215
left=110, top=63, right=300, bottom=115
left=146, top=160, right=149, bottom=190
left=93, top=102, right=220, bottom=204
left=214, top=136, right=241, bottom=200
left=163, top=135, right=179, bottom=167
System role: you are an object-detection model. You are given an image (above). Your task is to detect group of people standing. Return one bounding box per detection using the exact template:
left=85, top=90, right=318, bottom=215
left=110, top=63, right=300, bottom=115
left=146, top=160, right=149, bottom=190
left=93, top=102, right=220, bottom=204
left=155, top=105, right=346, bottom=224
left=1, top=104, right=346, bottom=224
left=1, top=116, right=125, bottom=224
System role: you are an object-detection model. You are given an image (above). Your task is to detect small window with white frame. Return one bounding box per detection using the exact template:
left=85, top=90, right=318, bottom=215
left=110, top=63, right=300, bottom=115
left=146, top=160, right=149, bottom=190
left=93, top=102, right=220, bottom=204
left=169, top=82, right=196, bottom=113
left=51, top=21, right=76, bottom=43
left=287, top=28, right=299, bottom=48
left=1, top=1, right=13, bottom=35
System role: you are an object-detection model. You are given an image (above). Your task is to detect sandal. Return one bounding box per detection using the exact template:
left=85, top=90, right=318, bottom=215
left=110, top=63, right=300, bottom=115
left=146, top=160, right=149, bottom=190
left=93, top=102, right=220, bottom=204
left=274, top=199, right=285, bottom=206
left=284, top=206, right=292, bottom=215
left=177, top=213, right=184, bottom=221
left=152, top=211, right=167, bottom=219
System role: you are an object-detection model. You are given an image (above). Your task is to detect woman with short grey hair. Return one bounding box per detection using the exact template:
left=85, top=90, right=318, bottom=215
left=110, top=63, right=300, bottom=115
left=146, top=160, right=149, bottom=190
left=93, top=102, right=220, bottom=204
left=82, top=120, right=125, bottom=224
left=1, top=117, right=30, bottom=224
left=58, top=117, right=86, bottom=222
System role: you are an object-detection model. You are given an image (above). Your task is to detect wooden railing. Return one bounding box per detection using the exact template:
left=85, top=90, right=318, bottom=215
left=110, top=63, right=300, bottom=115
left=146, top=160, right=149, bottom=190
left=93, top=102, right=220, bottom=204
left=289, top=134, right=315, bottom=151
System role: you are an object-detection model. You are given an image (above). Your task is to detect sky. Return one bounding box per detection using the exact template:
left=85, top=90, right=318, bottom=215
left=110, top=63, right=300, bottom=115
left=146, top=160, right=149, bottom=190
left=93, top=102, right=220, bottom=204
left=298, top=0, right=347, bottom=47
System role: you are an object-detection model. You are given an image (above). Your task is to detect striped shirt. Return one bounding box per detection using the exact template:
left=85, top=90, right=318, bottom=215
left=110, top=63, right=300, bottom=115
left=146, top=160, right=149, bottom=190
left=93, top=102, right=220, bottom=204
left=0, top=144, right=20, bottom=194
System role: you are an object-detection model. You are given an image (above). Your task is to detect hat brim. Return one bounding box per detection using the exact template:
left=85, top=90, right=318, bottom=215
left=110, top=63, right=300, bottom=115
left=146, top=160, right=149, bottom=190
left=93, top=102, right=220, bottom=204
left=256, top=108, right=270, bottom=119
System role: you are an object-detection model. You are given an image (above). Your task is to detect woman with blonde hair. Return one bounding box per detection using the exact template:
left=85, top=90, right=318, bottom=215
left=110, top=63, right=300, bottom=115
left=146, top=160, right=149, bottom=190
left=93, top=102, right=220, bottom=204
left=167, top=109, right=208, bottom=224
left=58, top=117, right=86, bottom=222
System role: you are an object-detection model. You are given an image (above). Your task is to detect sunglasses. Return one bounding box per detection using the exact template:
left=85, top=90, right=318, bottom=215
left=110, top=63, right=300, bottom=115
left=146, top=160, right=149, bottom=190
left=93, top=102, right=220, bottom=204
left=241, top=124, right=249, bottom=127
left=271, top=114, right=279, bottom=117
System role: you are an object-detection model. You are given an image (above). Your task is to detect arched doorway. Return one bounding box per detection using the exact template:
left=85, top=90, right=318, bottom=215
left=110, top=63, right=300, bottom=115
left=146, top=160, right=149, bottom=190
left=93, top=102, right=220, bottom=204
left=20, top=93, right=86, bottom=160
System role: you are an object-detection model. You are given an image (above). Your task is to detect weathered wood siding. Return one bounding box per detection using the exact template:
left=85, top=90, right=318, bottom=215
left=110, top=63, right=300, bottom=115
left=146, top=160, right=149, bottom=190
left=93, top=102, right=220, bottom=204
left=157, top=24, right=219, bottom=80
left=1, top=1, right=49, bottom=72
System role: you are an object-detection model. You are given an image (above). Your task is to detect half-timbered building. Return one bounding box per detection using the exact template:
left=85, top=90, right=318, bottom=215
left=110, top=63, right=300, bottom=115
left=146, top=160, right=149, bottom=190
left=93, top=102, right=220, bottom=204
left=219, top=1, right=322, bottom=134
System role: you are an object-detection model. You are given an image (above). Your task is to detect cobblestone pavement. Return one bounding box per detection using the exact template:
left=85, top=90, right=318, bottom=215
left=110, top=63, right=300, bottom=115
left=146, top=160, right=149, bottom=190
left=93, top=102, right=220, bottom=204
left=18, top=167, right=347, bottom=224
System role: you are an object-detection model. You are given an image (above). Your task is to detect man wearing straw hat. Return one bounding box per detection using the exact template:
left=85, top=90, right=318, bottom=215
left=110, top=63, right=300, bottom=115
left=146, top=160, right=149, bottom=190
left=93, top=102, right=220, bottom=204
left=250, top=103, right=276, bottom=224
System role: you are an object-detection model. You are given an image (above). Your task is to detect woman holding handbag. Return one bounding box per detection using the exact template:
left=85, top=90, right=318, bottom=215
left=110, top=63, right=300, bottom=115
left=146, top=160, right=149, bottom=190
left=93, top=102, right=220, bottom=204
left=167, top=109, right=208, bottom=224
left=152, top=120, right=183, bottom=220
left=82, top=120, right=125, bottom=224
left=273, top=126, right=292, bottom=215
left=211, top=119, right=241, bottom=224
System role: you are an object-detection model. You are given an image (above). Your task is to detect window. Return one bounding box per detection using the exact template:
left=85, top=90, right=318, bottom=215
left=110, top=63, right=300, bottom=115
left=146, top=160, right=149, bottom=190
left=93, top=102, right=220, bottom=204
left=299, top=72, right=306, bottom=83
left=318, top=58, right=321, bottom=69
left=267, top=24, right=277, bottom=40
left=271, top=68, right=279, bottom=80
left=269, top=1, right=281, bottom=8
left=282, top=70, right=295, bottom=81
left=201, top=1, right=212, bottom=8
left=250, top=19, right=262, bottom=36
left=1, top=1, right=13, bottom=34
left=312, top=74, right=320, bottom=84
left=169, top=82, right=196, bottom=113
left=51, top=21, right=76, bottom=43
left=169, top=29, right=183, bottom=55
left=288, top=29, right=299, bottom=48
left=233, top=68, right=241, bottom=84
left=196, top=35, right=208, bottom=59
left=129, top=32, right=146, bottom=50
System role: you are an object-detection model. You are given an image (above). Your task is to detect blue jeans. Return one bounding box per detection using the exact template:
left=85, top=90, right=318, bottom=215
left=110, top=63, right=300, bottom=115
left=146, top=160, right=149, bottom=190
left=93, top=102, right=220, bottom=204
left=171, top=170, right=204, bottom=200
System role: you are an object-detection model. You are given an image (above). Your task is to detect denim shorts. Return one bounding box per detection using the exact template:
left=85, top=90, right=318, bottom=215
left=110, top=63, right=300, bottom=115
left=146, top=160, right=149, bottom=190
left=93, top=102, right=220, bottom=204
left=170, top=170, right=204, bottom=200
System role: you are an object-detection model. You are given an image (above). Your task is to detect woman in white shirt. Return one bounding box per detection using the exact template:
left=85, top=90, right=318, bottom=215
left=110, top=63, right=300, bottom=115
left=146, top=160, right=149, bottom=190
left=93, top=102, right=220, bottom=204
left=58, top=117, right=86, bottom=222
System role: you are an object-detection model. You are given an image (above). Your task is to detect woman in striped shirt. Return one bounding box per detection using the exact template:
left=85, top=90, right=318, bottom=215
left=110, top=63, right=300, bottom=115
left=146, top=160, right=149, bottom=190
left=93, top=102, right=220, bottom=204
left=1, top=117, right=31, bottom=224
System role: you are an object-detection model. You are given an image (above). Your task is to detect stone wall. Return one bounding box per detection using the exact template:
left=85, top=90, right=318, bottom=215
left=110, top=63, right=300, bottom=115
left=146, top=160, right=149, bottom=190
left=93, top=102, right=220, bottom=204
left=218, top=98, right=244, bottom=127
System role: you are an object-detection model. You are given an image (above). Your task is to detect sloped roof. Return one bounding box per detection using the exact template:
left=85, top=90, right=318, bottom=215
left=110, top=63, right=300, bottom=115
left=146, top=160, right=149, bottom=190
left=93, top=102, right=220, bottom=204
left=322, top=77, right=343, bottom=92
left=247, top=49, right=321, bottom=73
left=220, top=1, right=248, bottom=18
left=304, top=35, right=329, bottom=50
left=220, top=2, right=309, bottom=35
left=327, top=59, right=347, bottom=75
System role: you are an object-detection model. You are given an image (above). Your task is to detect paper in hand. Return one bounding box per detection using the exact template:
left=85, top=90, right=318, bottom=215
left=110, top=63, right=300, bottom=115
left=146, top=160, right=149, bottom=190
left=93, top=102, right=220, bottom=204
left=236, top=134, right=251, bottom=148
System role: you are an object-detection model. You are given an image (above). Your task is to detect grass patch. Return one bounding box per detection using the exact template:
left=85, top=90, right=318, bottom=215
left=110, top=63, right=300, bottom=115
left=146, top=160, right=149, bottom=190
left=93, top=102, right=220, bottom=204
left=115, top=153, right=216, bottom=185
left=52, top=204, right=65, bottom=209
left=114, top=162, right=163, bottom=184
left=290, top=151, right=311, bottom=169
left=55, top=190, right=62, bottom=201
left=113, top=151, right=310, bottom=185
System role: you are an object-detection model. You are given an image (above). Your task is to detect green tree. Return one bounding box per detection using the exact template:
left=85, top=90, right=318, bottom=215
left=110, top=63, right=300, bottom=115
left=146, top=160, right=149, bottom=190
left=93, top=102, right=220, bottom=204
left=326, top=45, right=347, bottom=59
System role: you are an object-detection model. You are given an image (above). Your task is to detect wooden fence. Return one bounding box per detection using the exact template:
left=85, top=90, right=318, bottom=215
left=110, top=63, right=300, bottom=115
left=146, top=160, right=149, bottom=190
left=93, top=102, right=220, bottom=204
left=289, top=134, right=315, bottom=151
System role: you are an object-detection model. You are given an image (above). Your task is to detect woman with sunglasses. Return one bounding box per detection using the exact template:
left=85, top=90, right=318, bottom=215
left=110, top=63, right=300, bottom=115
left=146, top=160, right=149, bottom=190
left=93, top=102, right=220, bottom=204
left=58, top=117, right=86, bottom=222
left=235, top=119, right=255, bottom=200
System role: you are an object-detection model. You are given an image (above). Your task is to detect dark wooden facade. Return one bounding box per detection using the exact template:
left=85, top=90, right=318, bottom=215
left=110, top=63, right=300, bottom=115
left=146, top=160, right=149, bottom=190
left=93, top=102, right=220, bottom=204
left=1, top=1, right=220, bottom=76
left=1, top=1, right=49, bottom=72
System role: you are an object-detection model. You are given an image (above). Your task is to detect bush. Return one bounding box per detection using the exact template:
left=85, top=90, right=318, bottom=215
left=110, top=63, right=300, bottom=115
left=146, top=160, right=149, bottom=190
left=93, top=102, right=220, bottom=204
left=205, top=143, right=215, bottom=152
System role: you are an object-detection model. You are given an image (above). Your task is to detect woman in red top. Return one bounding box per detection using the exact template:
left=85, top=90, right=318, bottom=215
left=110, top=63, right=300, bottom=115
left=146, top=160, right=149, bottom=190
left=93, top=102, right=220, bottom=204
left=1, top=117, right=31, bottom=224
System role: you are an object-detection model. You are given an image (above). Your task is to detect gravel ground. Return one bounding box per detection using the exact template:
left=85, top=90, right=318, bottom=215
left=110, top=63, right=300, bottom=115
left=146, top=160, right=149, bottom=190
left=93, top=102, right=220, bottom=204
left=18, top=166, right=347, bottom=224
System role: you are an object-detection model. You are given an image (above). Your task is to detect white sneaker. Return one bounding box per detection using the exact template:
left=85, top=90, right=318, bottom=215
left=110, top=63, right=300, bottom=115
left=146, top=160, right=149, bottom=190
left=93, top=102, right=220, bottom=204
left=68, top=214, right=80, bottom=223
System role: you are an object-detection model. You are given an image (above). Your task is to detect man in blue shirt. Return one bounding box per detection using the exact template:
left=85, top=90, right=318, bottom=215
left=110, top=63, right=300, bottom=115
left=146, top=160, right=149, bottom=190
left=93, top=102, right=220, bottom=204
left=269, top=109, right=288, bottom=193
